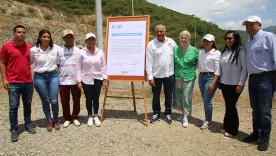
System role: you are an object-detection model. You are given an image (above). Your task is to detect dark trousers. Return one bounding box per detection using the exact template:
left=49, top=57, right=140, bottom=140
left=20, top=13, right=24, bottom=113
left=82, top=79, right=103, bottom=116
left=249, top=71, right=275, bottom=141
left=8, top=82, right=33, bottom=131
left=152, top=75, right=174, bottom=116
left=220, top=83, right=241, bottom=135
left=59, top=85, right=81, bottom=121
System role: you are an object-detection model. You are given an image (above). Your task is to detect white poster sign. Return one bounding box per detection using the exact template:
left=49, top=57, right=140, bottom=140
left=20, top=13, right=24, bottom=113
left=107, top=21, right=146, bottom=76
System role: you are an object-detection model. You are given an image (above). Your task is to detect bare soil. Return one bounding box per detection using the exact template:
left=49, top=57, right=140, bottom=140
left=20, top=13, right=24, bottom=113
left=0, top=83, right=275, bottom=156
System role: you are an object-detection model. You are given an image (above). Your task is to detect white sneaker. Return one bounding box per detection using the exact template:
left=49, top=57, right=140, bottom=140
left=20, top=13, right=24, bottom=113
left=63, top=121, right=71, bottom=128
left=224, top=132, right=233, bottom=137
left=224, top=132, right=233, bottom=138
left=73, top=119, right=81, bottom=127
left=87, top=117, right=94, bottom=127
left=200, top=121, right=213, bottom=130
left=94, top=116, right=101, bottom=127
left=182, top=116, right=189, bottom=128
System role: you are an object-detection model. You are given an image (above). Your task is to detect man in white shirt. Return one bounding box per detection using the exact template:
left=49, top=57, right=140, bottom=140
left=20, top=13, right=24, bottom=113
left=146, top=24, right=177, bottom=124
left=57, top=29, right=82, bottom=128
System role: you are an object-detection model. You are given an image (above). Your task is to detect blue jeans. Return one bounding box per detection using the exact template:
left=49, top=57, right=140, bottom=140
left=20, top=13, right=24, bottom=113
left=198, top=73, right=218, bottom=122
left=8, top=82, right=34, bottom=131
left=82, top=79, right=103, bottom=116
left=249, top=71, right=275, bottom=141
left=152, top=75, right=174, bottom=115
left=34, top=71, right=59, bottom=121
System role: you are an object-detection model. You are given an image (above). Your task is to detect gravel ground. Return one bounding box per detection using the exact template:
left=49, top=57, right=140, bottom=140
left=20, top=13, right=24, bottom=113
left=0, top=86, right=275, bottom=156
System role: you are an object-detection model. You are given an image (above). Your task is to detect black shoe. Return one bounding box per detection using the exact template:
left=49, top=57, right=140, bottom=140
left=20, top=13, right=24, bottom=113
left=243, top=133, right=259, bottom=143
left=150, top=114, right=160, bottom=124
left=11, top=130, right=18, bottom=142
left=164, top=115, right=172, bottom=124
left=25, top=124, right=36, bottom=134
left=257, top=139, right=269, bottom=151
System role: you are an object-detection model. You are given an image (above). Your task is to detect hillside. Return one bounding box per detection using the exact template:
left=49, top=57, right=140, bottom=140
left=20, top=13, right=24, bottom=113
left=0, top=0, right=96, bottom=46
left=264, top=26, right=276, bottom=34
left=11, top=0, right=228, bottom=50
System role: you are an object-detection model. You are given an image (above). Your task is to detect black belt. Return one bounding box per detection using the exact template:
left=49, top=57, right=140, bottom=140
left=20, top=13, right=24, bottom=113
left=250, top=71, right=275, bottom=77
left=35, top=70, right=57, bottom=75
left=200, top=72, right=214, bottom=75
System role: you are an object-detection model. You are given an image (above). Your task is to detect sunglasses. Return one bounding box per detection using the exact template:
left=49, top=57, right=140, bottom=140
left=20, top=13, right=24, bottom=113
left=225, top=37, right=233, bottom=41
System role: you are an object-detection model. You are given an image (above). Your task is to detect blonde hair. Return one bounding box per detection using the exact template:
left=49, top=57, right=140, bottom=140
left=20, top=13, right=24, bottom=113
left=179, top=30, right=191, bottom=39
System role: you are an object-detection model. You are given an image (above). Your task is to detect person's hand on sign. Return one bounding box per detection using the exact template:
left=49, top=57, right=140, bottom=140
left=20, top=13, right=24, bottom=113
left=77, top=82, right=83, bottom=91
left=149, top=79, right=156, bottom=87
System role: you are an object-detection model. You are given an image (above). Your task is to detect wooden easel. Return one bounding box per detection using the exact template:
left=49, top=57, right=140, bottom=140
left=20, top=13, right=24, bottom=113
left=102, top=15, right=150, bottom=127
left=100, top=81, right=149, bottom=127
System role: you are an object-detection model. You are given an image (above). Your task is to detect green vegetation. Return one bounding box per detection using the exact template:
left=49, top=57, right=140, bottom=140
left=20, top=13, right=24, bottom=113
left=16, top=0, right=228, bottom=50
left=0, top=8, right=6, bottom=14
left=27, top=7, right=36, bottom=14
left=43, top=14, right=52, bottom=20
left=11, top=12, right=25, bottom=17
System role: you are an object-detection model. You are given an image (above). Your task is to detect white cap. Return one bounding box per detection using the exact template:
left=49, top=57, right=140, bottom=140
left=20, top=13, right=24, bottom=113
left=62, top=29, right=74, bottom=37
left=201, top=34, right=215, bottom=42
left=85, top=33, right=96, bottom=40
left=242, top=15, right=262, bottom=26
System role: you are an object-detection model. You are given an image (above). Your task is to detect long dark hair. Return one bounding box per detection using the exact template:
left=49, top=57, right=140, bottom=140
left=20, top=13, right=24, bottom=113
left=222, top=30, right=243, bottom=65
left=36, top=29, right=54, bottom=48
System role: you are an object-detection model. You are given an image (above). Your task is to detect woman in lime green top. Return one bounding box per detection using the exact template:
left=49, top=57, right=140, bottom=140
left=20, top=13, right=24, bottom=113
left=173, top=30, right=199, bottom=128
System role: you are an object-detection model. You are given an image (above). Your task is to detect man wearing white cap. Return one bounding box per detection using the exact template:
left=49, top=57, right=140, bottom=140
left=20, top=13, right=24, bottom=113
left=57, top=29, right=82, bottom=128
left=242, top=15, right=276, bottom=151
left=146, top=24, right=177, bottom=124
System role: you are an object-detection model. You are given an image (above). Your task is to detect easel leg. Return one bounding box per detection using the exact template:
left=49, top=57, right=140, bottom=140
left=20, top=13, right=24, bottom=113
left=142, top=82, right=148, bottom=127
left=100, top=81, right=109, bottom=123
left=131, top=81, right=137, bottom=112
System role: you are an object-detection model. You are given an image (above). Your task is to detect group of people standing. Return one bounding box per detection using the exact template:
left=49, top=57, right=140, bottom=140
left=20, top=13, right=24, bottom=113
left=0, top=26, right=107, bottom=142
left=0, top=15, right=275, bottom=152
left=146, top=15, right=275, bottom=151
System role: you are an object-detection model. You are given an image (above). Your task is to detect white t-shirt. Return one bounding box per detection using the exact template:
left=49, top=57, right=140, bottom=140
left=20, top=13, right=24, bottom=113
left=198, top=48, right=221, bottom=76
left=30, top=44, right=61, bottom=73
left=146, top=37, right=177, bottom=80
left=57, top=46, right=80, bottom=85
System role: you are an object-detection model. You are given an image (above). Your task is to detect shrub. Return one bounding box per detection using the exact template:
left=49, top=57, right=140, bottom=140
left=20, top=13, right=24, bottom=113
left=0, top=8, right=6, bottom=14
left=28, top=7, right=36, bottom=14
left=43, top=14, right=52, bottom=20
left=10, top=12, right=25, bottom=17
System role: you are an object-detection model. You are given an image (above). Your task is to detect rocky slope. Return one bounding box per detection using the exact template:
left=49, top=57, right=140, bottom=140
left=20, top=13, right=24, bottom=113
left=0, top=0, right=97, bottom=46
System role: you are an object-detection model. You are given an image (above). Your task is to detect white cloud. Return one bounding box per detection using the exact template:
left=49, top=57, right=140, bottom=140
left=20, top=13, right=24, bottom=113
left=257, top=5, right=266, bottom=10
left=262, top=20, right=273, bottom=26
left=218, top=20, right=245, bottom=30
left=147, top=0, right=264, bottom=20
left=215, top=0, right=226, bottom=4
left=146, top=0, right=274, bottom=29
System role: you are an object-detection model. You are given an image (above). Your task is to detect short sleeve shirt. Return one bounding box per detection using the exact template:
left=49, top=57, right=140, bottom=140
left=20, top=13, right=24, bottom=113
left=0, top=41, right=32, bottom=82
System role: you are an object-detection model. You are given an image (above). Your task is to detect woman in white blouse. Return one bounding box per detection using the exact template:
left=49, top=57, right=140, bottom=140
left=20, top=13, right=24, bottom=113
left=219, top=30, right=247, bottom=137
left=198, top=34, right=221, bottom=130
left=30, top=30, right=61, bottom=131
left=76, top=33, right=107, bottom=127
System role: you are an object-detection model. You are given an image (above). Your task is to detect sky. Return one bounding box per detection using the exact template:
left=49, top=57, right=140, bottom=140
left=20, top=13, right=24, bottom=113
left=146, top=0, right=276, bottom=30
